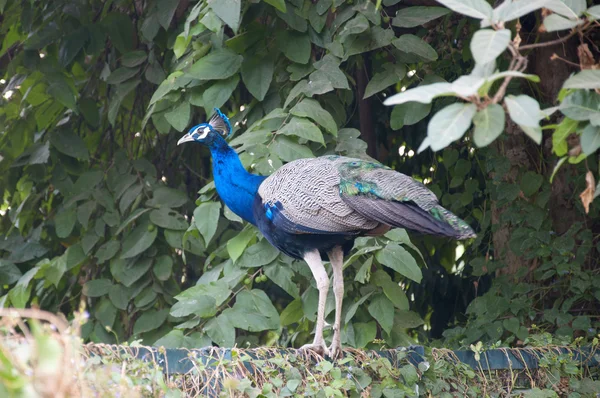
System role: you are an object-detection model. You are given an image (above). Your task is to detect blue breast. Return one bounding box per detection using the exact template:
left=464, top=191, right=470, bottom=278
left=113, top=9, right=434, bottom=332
left=253, top=196, right=355, bottom=261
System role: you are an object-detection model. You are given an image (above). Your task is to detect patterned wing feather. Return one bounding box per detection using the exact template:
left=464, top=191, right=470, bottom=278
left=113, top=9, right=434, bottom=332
left=335, top=157, right=476, bottom=240
left=257, top=157, right=379, bottom=235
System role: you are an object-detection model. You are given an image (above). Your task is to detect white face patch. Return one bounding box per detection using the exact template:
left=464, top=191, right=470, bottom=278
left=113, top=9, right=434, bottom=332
left=194, top=125, right=211, bottom=139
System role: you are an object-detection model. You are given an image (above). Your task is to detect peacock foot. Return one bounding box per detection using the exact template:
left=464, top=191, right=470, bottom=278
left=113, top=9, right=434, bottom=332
left=298, top=341, right=330, bottom=357
left=328, top=338, right=342, bottom=360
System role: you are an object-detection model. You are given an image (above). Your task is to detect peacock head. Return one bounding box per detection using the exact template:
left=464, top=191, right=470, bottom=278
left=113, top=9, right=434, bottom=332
left=177, top=108, right=232, bottom=146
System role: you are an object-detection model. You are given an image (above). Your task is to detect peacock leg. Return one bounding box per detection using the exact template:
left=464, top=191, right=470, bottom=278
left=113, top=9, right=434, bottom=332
left=328, top=246, right=344, bottom=359
left=299, top=249, right=330, bottom=357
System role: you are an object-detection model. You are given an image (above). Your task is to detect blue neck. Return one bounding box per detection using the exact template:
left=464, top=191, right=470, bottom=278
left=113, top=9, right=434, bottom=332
left=208, top=135, right=265, bottom=225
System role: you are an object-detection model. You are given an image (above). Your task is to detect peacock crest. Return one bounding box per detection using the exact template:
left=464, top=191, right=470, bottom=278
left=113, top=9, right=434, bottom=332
left=208, top=108, right=232, bottom=138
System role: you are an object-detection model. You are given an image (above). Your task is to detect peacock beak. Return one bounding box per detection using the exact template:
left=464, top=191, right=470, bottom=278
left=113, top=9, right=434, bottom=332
left=177, top=133, right=194, bottom=145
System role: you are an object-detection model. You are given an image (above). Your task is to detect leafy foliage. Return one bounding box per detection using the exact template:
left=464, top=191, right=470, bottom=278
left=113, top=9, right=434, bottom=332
left=0, top=0, right=599, bottom=368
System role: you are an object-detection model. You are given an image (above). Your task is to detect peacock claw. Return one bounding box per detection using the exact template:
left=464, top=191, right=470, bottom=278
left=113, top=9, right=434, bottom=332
left=299, top=342, right=330, bottom=357
left=328, top=339, right=342, bottom=360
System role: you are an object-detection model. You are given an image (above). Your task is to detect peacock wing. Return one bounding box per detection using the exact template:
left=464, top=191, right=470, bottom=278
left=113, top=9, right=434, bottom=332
left=336, top=158, right=476, bottom=239
left=257, top=156, right=379, bottom=235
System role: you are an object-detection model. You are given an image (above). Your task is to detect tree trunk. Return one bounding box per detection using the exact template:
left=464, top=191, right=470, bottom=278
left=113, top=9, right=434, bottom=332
left=492, top=29, right=580, bottom=278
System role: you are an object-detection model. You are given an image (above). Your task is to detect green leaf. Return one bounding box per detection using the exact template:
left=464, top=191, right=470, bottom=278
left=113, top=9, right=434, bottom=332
left=384, top=82, right=453, bottom=106
left=133, top=309, right=169, bottom=334
left=353, top=321, right=377, bottom=348
left=175, top=280, right=232, bottom=307
left=227, top=227, right=255, bottom=263
left=59, top=29, right=86, bottom=67
left=290, top=98, right=338, bottom=136
left=264, top=0, right=286, bottom=12
left=280, top=298, right=303, bottom=326
left=205, top=314, right=235, bottom=347
left=345, top=292, right=374, bottom=324
left=372, top=270, right=409, bottom=310
left=119, top=184, right=144, bottom=216
left=394, top=310, right=425, bottom=328
left=106, top=67, right=139, bottom=84
left=344, top=26, right=394, bottom=58
left=48, top=80, right=77, bottom=110
left=505, top=95, right=541, bottom=127
left=0, top=260, right=22, bottom=285
left=473, top=104, right=505, bottom=147
left=563, top=70, right=600, bottom=90
left=580, top=124, right=600, bottom=156
left=310, top=54, right=349, bottom=89
left=363, top=63, right=406, bottom=99
left=77, top=201, right=96, bottom=229
left=187, top=49, right=243, bottom=80
left=543, top=13, right=582, bottom=32
left=46, top=80, right=77, bottom=110
left=121, top=51, right=148, bottom=67
left=79, top=98, right=100, bottom=127
left=193, top=202, right=221, bottom=246
left=110, top=257, right=153, bottom=286
left=55, top=207, right=77, bottom=238
left=153, top=255, right=173, bottom=281
left=50, top=130, right=90, bottom=160
left=108, top=284, right=129, bottom=310
left=470, top=29, right=511, bottom=65
left=208, top=0, right=241, bottom=32
left=550, top=157, right=567, bottom=183
left=368, top=294, right=394, bottom=335
left=279, top=117, right=325, bottom=145
left=103, top=12, right=134, bottom=53
left=277, top=30, right=311, bottom=64
left=427, top=103, right=477, bottom=151
left=588, top=5, right=600, bottom=19
left=154, top=330, right=211, bottom=349
left=225, top=289, right=280, bottom=331
left=264, top=263, right=300, bottom=298
left=520, top=171, right=543, bottom=197
left=95, top=240, right=120, bottom=263
left=393, top=35, right=438, bottom=61
left=134, top=287, right=157, bottom=308
left=83, top=279, right=113, bottom=297
left=95, top=298, right=117, bottom=328
left=120, top=222, right=158, bottom=259
left=435, top=0, right=493, bottom=19
left=150, top=208, right=189, bottom=230
left=170, top=294, right=217, bottom=317
left=390, top=102, right=432, bottom=130
left=485, top=71, right=541, bottom=85
left=236, top=239, right=280, bottom=268
left=340, top=14, right=369, bottom=36
left=560, top=90, right=600, bottom=121
left=157, top=0, right=179, bottom=30
left=376, top=243, right=422, bottom=283
left=495, top=0, right=552, bottom=22
left=241, top=55, right=274, bottom=101
left=147, top=187, right=189, bottom=208
left=276, top=5, right=308, bottom=32
left=203, top=75, right=240, bottom=114
left=273, top=136, right=315, bottom=162
left=392, top=6, right=451, bottom=27
left=165, top=102, right=191, bottom=133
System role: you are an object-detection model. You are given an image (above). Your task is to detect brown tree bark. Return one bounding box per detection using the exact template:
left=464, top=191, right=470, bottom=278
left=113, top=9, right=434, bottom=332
left=356, top=56, right=378, bottom=160
left=492, top=30, right=580, bottom=278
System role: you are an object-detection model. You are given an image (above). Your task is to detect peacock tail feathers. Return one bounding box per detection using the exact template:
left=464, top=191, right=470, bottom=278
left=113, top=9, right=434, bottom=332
left=257, top=155, right=476, bottom=240
left=428, top=205, right=477, bottom=239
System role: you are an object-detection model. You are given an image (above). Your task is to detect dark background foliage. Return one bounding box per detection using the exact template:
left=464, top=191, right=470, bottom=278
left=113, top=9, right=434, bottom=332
left=0, top=0, right=598, bottom=354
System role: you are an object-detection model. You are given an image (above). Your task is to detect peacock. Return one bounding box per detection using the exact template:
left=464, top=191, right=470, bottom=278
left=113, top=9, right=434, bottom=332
left=178, top=108, right=476, bottom=358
